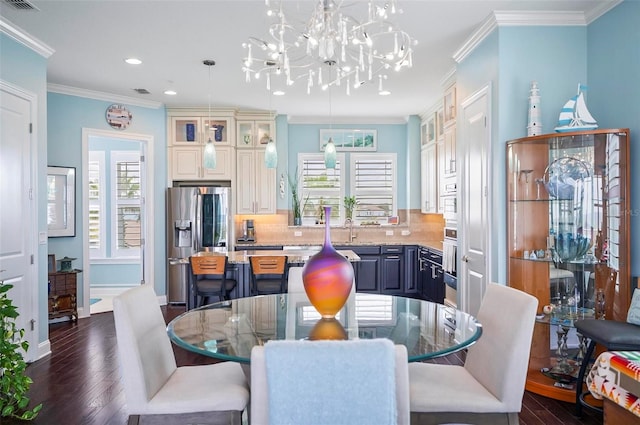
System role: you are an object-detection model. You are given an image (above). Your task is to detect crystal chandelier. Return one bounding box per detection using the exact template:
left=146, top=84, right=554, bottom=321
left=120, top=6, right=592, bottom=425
left=242, top=0, right=416, bottom=95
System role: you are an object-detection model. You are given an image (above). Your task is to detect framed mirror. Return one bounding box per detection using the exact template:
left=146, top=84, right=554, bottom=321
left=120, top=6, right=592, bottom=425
left=47, top=166, right=76, bottom=237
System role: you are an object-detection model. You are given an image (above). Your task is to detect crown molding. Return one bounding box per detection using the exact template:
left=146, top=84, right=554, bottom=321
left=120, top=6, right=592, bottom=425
left=585, top=0, right=622, bottom=24
left=453, top=10, right=587, bottom=64
left=48, top=83, right=163, bottom=109
left=287, top=115, right=409, bottom=125
left=0, top=16, right=54, bottom=58
left=440, top=67, right=457, bottom=88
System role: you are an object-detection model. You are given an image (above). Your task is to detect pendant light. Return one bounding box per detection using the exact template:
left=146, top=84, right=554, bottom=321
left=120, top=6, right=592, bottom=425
left=324, top=63, right=337, bottom=169
left=264, top=86, right=278, bottom=168
left=203, top=60, right=217, bottom=169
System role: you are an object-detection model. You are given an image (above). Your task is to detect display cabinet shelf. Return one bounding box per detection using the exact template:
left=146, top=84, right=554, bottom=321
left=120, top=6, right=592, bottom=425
left=506, top=128, right=631, bottom=402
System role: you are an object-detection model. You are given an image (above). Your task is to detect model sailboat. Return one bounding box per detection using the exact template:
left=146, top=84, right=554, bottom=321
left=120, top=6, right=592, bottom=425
left=554, top=83, right=598, bottom=132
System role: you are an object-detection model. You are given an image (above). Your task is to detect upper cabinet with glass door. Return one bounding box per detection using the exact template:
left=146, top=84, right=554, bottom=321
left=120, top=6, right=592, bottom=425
left=168, top=112, right=234, bottom=146
left=236, top=120, right=275, bottom=148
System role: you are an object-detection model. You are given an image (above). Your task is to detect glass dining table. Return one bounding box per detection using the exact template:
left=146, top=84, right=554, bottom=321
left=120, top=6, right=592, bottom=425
left=167, top=292, right=482, bottom=364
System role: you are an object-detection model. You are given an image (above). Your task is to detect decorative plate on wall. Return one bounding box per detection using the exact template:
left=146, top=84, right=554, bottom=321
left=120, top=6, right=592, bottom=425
left=106, top=104, right=132, bottom=130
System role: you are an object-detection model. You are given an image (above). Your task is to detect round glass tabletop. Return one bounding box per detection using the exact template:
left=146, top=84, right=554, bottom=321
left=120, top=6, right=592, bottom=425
left=167, top=293, right=482, bottom=364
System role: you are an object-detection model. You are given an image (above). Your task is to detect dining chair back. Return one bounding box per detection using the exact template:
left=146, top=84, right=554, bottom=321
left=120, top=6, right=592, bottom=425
left=113, top=284, right=249, bottom=424
left=249, top=255, right=288, bottom=295
left=409, top=283, right=538, bottom=425
left=189, top=254, right=237, bottom=308
left=250, top=339, right=409, bottom=425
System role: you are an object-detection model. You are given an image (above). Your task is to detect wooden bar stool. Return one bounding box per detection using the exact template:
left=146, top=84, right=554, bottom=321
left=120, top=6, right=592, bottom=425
left=189, top=255, right=237, bottom=308
left=249, top=256, right=289, bottom=295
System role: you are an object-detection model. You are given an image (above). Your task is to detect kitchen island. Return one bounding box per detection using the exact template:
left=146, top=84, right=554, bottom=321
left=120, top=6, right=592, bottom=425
left=186, top=250, right=360, bottom=306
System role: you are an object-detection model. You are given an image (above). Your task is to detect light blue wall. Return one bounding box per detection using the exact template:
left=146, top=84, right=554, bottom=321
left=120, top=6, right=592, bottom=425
left=587, top=0, right=640, bottom=277
left=286, top=121, right=415, bottom=211
left=88, top=136, right=142, bottom=286
left=47, top=92, right=167, bottom=297
left=457, top=25, right=587, bottom=283
left=0, top=33, right=49, bottom=344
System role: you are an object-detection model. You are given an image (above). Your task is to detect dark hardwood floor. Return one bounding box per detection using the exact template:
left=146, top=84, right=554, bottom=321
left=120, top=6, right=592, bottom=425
left=7, top=306, right=603, bottom=425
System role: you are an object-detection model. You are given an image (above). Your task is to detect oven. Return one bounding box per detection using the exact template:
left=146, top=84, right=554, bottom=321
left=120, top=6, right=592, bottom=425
left=443, top=226, right=457, bottom=308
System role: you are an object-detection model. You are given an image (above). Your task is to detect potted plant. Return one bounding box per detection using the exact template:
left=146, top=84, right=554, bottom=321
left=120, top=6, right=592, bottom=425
left=344, top=196, right=357, bottom=221
left=288, top=170, right=308, bottom=226
left=0, top=280, right=42, bottom=420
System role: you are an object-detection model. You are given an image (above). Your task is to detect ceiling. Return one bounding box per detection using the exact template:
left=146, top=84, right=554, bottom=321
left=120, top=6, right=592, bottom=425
left=1, top=0, right=617, bottom=119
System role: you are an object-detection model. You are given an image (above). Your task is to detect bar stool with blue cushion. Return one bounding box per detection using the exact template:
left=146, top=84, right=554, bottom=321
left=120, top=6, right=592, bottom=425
left=574, top=288, right=640, bottom=416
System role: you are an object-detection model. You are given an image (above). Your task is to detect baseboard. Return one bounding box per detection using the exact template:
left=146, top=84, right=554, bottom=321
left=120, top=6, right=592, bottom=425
left=90, top=285, right=166, bottom=306
left=90, top=285, right=134, bottom=298
left=37, top=339, right=51, bottom=361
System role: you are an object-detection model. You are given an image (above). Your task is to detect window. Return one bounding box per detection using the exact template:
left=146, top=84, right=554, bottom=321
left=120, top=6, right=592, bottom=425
left=298, top=153, right=345, bottom=223
left=350, top=153, right=397, bottom=223
left=88, top=151, right=105, bottom=258
left=111, top=152, right=141, bottom=258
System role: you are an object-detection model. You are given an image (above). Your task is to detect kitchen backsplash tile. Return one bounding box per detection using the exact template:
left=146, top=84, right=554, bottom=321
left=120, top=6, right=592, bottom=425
left=234, top=210, right=444, bottom=246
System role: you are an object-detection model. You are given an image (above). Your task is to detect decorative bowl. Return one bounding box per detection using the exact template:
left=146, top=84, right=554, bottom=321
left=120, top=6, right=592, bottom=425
left=554, top=233, right=591, bottom=261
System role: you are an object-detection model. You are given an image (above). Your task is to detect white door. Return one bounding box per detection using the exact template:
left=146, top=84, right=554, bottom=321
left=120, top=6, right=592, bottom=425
left=459, top=85, right=491, bottom=317
left=0, top=82, right=38, bottom=361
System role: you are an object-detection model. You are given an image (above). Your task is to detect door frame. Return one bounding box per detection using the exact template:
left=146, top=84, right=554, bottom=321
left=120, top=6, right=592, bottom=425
left=81, top=128, right=154, bottom=316
left=458, top=83, right=492, bottom=315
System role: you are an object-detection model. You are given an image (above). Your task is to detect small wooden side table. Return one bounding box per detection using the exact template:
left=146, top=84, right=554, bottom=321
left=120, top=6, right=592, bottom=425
left=48, top=269, right=81, bottom=322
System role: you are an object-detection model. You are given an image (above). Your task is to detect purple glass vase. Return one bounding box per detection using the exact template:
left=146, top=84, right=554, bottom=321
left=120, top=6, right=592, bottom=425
left=302, top=206, right=354, bottom=318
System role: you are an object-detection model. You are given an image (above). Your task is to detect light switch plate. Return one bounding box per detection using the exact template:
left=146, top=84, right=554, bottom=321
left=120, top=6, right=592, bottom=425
left=294, top=231, right=302, bottom=237
left=386, top=230, right=394, bottom=236
left=401, top=230, right=411, bottom=236
left=39, top=231, right=47, bottom=244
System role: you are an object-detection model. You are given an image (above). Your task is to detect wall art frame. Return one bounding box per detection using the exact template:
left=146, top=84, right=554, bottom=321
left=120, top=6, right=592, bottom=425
left=320, top=129, right=377, bottom=152
left=47, top=166, right=76, bottom=237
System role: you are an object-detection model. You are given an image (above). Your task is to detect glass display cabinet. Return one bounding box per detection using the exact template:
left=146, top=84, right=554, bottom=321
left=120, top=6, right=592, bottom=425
left=506, top=129, right=631, bottom=402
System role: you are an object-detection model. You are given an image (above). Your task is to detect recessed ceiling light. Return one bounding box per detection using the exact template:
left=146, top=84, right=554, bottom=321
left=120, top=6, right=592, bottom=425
left=379, top=90, right=391, bottom=96
left=125, top=58, right=142, bottom=65
left=273, top=90, right=285, bottom=96
left=164, top=90, right=177, bottom=96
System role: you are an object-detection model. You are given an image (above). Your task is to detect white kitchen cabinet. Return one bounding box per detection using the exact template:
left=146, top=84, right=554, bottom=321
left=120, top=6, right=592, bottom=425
left=420, top=143, right=437, bottom=214
left=167, top=108, right=236, bottom=182
left=443, top=124, right=456, bottom=176
left=170, top=146, right=233, bottom=181
left=236, top=149, right=276, bottom=214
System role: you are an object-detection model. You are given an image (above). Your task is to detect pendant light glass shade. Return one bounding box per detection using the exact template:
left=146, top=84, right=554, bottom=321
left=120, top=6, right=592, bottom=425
left=265, top=138, right=277, bottom=168
left=204, top=138, right=217, bottom=169
left=324, top=137, right=337, bottom=169
left=203, top=59, right=217, bottom=170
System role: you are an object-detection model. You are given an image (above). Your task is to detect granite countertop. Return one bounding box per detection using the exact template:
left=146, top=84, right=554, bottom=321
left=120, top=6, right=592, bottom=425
left=236, top=240, right=445, bottom=251
left=421, top=240, right=443, bottom=253
left=192, top=249, right=361, bottom=264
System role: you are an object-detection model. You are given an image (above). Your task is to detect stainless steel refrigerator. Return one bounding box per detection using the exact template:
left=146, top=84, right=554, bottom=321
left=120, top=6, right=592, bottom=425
left=166, top=186, right=230, bottom=303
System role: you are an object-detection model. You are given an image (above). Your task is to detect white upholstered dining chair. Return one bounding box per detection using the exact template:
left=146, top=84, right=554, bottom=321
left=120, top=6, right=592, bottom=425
left=250, top=339, right=410, bottom=425
left=113, top=284, right=249, bottom=425
left=409, top=283, right=538, bottom=425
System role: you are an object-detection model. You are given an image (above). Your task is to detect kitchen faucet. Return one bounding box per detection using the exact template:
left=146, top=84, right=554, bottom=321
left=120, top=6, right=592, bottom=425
left=345, top=218, right=357, bottom=243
